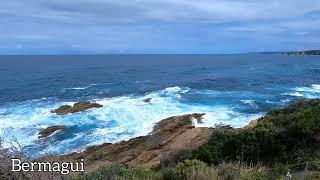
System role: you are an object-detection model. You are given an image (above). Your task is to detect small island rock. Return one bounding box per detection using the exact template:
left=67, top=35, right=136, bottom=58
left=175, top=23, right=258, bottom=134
left=143, top=98, right=152, bottom=103
left=39, top=126, right=65, bottom=138
left=51, top=101, right=103, bottom=115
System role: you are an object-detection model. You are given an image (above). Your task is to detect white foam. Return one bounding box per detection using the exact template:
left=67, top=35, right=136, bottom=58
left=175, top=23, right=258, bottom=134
left=241, top=99, right=255, bottom=106
left=63, top=84, right=99, bottom=91
left=0, top=86, right=262, bottom=155
left=38, top=132, right=87, bottom=156
left=64, top=86, right=89, bottom=90
left=281, top=99, right=291, bottom=103
left=283, top=92, right=305, bottom=97
left=286, top=84, right=320, bottom=98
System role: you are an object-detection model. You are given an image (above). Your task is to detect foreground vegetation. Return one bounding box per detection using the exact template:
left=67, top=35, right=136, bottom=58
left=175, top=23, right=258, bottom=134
left=72, top=160, right=279, bottom=180
left=72, top=160, right=320, bottom=180
left=74, top=98, right=320, bottom=180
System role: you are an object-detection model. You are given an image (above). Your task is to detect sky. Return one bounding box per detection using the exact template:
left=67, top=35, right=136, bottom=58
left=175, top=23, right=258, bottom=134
left=0, top=0, right=320, bottom=54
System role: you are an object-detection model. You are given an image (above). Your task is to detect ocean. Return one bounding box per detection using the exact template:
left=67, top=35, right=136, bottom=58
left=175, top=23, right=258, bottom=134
left=0, top=54, right=319, bottom=156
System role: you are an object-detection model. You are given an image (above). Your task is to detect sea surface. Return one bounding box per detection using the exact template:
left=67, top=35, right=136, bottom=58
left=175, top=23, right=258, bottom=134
left=0, top=54, right=319, bottom=156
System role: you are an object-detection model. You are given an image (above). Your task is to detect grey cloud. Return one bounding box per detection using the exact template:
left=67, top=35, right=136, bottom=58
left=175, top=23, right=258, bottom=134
left=2, top=0, right=320, bottom=24
left=0, top=0, right=319, bottom=54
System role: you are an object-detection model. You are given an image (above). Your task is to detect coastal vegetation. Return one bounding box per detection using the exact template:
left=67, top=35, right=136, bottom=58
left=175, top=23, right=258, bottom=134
left=193, top=98, right=320, bottom=166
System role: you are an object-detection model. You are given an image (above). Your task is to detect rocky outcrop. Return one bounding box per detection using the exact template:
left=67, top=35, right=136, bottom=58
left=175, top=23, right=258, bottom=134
left=58, top=113, right=212, bottom=171
left=143, top=98, right=152, bottom=103
left=243, top=119, right=259, bottom=129
left=51, top=101, right=103, bottom=115
left=39, top=126, right=65, bottom=138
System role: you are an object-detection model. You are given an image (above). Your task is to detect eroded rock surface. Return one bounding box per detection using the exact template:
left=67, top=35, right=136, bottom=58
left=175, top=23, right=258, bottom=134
left=39, top=126, right=65, bottom=138
left=51, top=101, right=103, bottom=115
left=59, top=113, right=212, bottom=171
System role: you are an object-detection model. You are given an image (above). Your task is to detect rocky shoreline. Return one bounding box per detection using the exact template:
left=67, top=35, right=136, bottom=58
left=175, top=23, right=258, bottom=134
left=41, top=101, right=260, bottom=173
left=46, top=113, right=214, bottom=172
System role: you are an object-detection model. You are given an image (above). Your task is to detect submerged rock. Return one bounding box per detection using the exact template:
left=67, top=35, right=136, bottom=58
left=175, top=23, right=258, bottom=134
left=51, top=101, right=103, bottom=115
left=143, top=98, right=152, bottom=103
left=39, top=126, right=65, bottom=138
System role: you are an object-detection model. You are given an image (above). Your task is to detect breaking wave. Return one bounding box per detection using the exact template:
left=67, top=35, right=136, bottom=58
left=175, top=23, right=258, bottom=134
left=285, top=84, right=320, bottom=98
left=0, top=86, right=266, bottom=156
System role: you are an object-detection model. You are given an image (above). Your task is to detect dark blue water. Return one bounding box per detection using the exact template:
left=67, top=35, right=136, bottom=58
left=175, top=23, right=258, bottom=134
left=0, top=54, right=319, bottom=156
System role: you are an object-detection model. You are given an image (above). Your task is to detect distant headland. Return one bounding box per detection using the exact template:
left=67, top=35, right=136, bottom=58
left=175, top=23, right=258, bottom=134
left=285, top=50, right=320, bottom=56
left=260, top=49, right=320, bottom=56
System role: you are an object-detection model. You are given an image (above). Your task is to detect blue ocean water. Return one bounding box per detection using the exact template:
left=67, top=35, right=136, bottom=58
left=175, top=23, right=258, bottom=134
left=0, top=54, right=319, bottom=156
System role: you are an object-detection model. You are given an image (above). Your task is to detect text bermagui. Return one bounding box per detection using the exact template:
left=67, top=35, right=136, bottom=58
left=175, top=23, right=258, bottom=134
left=11, top=158, right=85, bottom=175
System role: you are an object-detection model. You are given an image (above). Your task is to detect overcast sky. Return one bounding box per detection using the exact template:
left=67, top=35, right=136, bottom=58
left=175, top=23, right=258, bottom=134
left=1, top=0, right=320, bottom=54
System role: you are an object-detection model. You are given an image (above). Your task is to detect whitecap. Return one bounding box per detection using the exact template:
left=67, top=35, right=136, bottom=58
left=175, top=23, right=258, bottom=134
left=63, top=83, right=99, bottom=90
left=241, top=99, right=255, bottom=106
left=285, top=84, right=320, bottom=98
left=63, top=86, right=89, bottom=90
left=282, top=92, right=305, bottom=97
left=281, top=99, right=291, bottom=103
left=0, top=86, right=263, bottom=156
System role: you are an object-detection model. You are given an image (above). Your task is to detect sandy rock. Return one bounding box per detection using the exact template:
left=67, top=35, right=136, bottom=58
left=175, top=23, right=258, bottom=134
left=243, top=119, right=260, bottom=129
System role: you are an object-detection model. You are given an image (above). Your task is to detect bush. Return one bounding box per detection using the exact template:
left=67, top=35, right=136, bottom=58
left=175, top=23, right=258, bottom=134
left=72, top=164, right=160, bottom=180
left=193, top=121, right=285, bottom=165
left=265, top=98, right=320, bottom=135
left=175, top=159, right=208, bottom=179
left=193, top=99, right=320, bottom=166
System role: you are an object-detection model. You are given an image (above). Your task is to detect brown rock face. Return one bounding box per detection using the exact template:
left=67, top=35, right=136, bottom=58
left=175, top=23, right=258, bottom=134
left=39, top=126, right=65, bottom=138
left=243, top=119, right=260, bottom=129
left=59, top=113, right=212, bottom=171
left=51, top=101, right=103, bottom=115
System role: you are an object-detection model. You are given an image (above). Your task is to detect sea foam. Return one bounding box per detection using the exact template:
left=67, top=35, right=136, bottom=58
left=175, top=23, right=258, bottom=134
left=287, top=84, right=320, bottom=98
left=0, top=86, right=262, bottom=156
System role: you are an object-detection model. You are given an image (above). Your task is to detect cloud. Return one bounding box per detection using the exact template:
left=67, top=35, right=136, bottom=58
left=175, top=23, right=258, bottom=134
left=2, top=0, right=320, bottom=24
left=0, top=0, right=319, bottom=54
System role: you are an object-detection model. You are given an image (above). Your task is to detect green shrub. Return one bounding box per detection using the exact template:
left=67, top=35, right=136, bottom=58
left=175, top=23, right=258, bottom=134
left=264, top=98, right=320, bottom=135
left=193, top=99, right=320, bottom=166
left=193, top=121, right=285, bottom=165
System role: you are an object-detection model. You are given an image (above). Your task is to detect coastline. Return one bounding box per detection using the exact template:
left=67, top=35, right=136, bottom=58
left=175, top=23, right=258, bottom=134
left=46, top=113, right=214, bottom=172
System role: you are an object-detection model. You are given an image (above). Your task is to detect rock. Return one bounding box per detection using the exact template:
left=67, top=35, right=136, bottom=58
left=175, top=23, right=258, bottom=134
left=143, top=98, right=152, bottom=103
left=243, top=119, right=260, bottom=129
left=215, top=123, right=233, bottom=129
left=39, top=126, right=65, bottom=138
left=52, top=101, right=103, bottom=115
left=56, top=113, right=212, bottom=171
